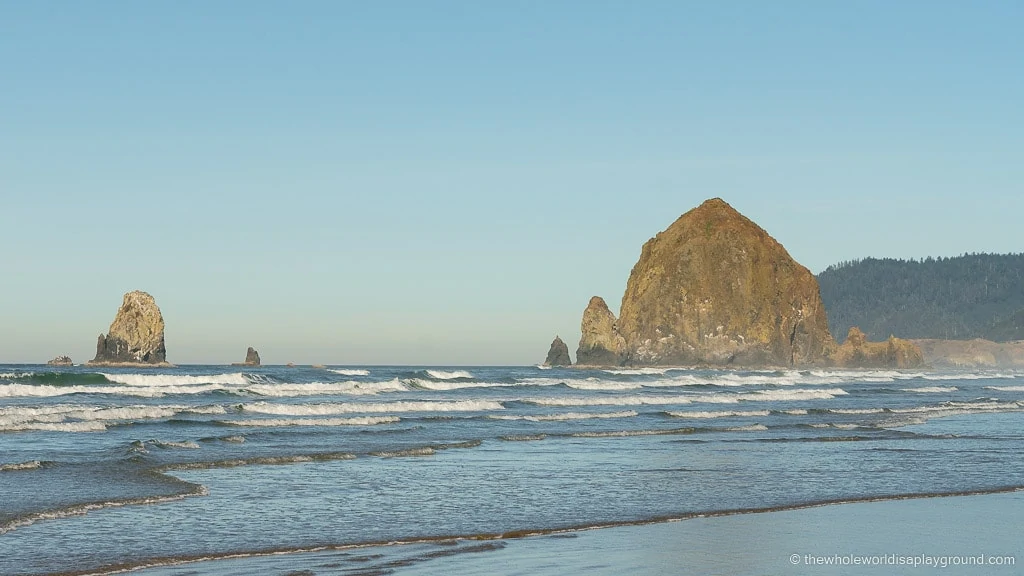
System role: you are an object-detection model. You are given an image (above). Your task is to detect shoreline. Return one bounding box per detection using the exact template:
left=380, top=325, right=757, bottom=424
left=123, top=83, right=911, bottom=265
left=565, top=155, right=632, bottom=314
left=39, top=484, right=1024, bottom=576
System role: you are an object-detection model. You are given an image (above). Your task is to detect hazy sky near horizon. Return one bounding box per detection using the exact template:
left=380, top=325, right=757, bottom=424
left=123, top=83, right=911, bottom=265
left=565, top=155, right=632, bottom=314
left=2, top=1, right=1021, bottom=365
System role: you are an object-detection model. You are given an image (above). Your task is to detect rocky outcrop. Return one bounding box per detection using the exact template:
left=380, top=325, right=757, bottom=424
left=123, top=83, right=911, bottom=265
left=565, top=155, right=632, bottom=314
left=46, top=356, right=73, bottom=366
left=835, top=327, right=924, bottom=368
left=576, top=296, right=628, bottom=366
left=614, top=198, right=836, bottom=367
left=543, top=336, right=572, bottom=366
left=233, top=347, right=261, bottom=366
left=912, top=338, right=1024, bottom=368
left=88, top=291, right=169, bottom=366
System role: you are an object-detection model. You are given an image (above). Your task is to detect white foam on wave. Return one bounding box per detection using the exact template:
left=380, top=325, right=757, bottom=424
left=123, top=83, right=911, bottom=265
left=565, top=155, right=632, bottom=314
left=827, top=408, right=887, bottom=415
left=406, top=378, right=513, bottom=391
left=877, top=400, right=1024, bottom=428
left=985, top=386, right=1024, bottom=392
left=0, top=460, right=43, bottom=472
left=329, top=369, right=370, bottom=376
left=666, top=410, right=771, bottom=419
left=0, top=404, right=226, bottom=432
left=101, top=373, right=250, bottom=387
left=425, top=370, right=474, bottom=380
left=240, top=399, right=504, bottom=416
left=923, top=372, right=1017, bottom=381
left=525, top=395, right=692, bottom=407
left=489, top=410, right=638, bottom=422
left=603, top=368, right=673, bottom=375
left=524, top=388, right=847, bottom=408
left=0, top=372, right=33, bottom=379
left=151, top=440, right=201, bottom=449
left=0, top=383, right=228, bottom=398
left=901, top=386, right=958, bottom=393
left=222, top=416, right=400, bottom=427
left=246, top=379, right=407, bottom=396
left=3, top=421, right=107, bottom=432
left=564, top=379, right=643, bottom=391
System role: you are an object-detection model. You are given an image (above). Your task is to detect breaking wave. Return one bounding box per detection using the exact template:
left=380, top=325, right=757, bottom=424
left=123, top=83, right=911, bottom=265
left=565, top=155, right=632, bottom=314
left=666, top=410, right=771, bottom=419
left=240, top=399, right=504, bottom=415
left=489, top=411, right=638, bottom=422
left=524, top=388, right=848, bottom=407
left=221, top=416, right=401, bottom=427
left=100, top=373, right=250, bottom=387
left=245, top=379, right=406, bottom=396
left=0, top=404, right=226, bottom=433
left=329, top=369, right=370, bottom=376
left=0, top=460, right=44, bottom=472
left=423, top=370, right=475, bottom=380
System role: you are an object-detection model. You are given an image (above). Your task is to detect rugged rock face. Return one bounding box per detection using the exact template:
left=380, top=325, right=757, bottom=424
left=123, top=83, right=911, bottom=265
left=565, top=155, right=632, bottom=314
left=835, top=327, right=924, bottom=369
left=543, top=336, right=572, bottom=366
left=88, top=291, right=168, bottom=366
left=245, top=347, right=261, bottom=366
left=46, top=356, right=73, bottom=366
left=576, top=296, right=628, bottom=366
left=615, top=198, right=836, bottom=367
left=233, top=347, right=261, bottom=366
left=912, top=338, right=1024, bottom=368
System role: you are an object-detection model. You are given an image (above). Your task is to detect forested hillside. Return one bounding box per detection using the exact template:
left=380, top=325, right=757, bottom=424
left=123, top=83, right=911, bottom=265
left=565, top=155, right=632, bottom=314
left=816, top=254, right=1024, bottom=342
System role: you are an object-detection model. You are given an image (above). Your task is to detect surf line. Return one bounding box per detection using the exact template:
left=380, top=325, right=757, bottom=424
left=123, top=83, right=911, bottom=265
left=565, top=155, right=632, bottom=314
left=49, top=484, right=1024, bottom=576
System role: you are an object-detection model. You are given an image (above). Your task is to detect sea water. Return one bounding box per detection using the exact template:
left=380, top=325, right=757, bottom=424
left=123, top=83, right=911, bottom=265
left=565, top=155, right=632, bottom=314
left=1, top=365, right=1023, bottom=575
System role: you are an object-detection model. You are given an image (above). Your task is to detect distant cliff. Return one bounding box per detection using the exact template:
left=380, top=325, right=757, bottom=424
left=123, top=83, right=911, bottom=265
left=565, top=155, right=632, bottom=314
left=88, top=291, right=169, bottom=367
left=571, top=198, right=922, bottom=369
left=818, top=254, right=1024, bottom=341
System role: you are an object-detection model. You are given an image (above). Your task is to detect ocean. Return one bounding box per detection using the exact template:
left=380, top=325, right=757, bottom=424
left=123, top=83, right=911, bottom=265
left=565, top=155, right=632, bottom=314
left=2, top=365, right=1023, bottom=575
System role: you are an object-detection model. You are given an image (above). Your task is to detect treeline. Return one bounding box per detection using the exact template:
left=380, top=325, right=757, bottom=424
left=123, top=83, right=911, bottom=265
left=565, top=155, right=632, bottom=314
left=816, top=253, right=1024, bottom=342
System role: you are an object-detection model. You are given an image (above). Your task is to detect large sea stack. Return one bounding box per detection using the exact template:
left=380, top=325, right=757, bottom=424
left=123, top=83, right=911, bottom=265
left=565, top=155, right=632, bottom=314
left=614, top=198, right=836, bottom=366
left=571, top=198, right=923, bottom=368
left=88, top=291, right=169, bottom=366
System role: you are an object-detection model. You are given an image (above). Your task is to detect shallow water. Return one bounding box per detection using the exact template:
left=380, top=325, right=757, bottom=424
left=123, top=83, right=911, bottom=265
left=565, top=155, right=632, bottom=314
left=2, top=365, right=1023, bottom=575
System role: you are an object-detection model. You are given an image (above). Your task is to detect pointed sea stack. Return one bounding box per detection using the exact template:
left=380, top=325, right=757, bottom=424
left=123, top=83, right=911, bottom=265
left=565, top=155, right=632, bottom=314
left=233, top=347, right=261, bottom=366
left=575, top=296, right=628, bottom=366
left=88, top=291, right=169, bottom=367
left=543, top=336, right=572, bottom=366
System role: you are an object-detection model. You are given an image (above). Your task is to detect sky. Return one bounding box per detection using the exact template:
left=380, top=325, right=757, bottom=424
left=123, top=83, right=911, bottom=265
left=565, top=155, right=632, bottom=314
left=2, top=1, right=1022, bottom=365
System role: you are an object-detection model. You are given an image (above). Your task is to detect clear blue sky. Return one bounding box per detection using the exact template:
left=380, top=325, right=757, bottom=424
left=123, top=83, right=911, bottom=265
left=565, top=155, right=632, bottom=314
left=2, top=1, right=1021, bottom=365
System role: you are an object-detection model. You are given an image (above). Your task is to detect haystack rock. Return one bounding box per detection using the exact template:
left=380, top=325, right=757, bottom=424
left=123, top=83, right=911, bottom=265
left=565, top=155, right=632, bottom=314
left=575, top=296, right=628, bottom=366
left=610, top=198, right=835, bottom=367
left=835, top=327, right=924, bottom=369
left=543, top=336, right=572, bottom=366
left=233, top=347, right=261, bottom=366
left=88, top=291, right=169, bottom=366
